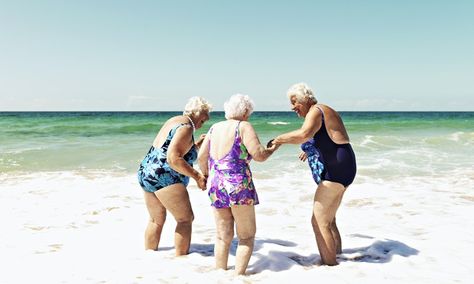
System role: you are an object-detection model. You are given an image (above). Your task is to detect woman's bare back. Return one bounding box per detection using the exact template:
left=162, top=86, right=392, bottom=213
left=209, top=120, right=241, bottom=160
left=316, top=104, right=350, bottom=144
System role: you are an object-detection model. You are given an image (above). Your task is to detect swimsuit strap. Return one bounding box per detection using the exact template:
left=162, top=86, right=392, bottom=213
left=234, top=121, right=250, bottom=160
left=185, top=123, right=195, bottom=142
left=179, top=122, right=196, bottom=141
left=315, top=106, right=325, bottom=121
left=207, top=126, right=214, bottom=151
left=235, top=121, right=242, bottom=139
left=163, top=123, right=192, bottom=147
left=168, top=123, right=187, bottom=137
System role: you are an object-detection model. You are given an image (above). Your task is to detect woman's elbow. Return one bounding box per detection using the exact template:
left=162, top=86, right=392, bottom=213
left=167, top=153, right=180, bottom=168
left=299, top=131, right=313, bottom=142
left=253, top=156, right=266, bottom=162
left=253, top=151, right=270, bottom=162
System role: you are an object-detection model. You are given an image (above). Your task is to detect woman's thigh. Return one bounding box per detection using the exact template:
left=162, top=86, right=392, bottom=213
left=213, top=208, right=234, bottom=238
left=231, top=205, right=256, bottom=239
left=156, top=183, right=194, bottom=222
left=313, top=181, right=345, bottom=222
left=143, top=190, right=166, bottom=222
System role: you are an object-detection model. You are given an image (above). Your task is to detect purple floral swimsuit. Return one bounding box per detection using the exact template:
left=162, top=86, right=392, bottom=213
left=207, top=121, right=259, bottom=208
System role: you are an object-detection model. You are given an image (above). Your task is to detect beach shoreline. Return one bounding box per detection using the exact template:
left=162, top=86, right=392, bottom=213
left=1, top=170, right=472, bottom=283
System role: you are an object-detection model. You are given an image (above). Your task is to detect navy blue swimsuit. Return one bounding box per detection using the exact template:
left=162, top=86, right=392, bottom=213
left=138, top=123, right=197, bottom=192
left=301, top=107, right=356, bottom=187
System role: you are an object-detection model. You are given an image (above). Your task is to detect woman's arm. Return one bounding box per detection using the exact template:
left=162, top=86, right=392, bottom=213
left=197, top=133, right=211, bottom=177
left=241, top=121, right=279, bottom=162
left=167, top=125, right=206, bottom=190
left=273, top=107, right=321, bottom=145
left=194, top=134, right=206, bottom=149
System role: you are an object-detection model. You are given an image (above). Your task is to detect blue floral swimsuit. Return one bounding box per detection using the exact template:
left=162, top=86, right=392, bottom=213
left=138, top=123, right=197, bottom=192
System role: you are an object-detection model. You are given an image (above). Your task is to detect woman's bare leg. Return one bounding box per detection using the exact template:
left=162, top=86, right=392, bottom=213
left=213, top=208, right=234, bottom=270
left=232, top=205, right=256, bottom=275
left=311, top=181, right=345, bottom=265
left=143, top=190, right=167, bottom=250
left=331, top=218, right=342, bottom=254
left=156, top=183, right=194, bottom=256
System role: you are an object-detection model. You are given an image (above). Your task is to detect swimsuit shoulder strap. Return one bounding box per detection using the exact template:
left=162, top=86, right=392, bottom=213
left=235, top=121, right=242, bottom=138
left=314, top=106, right=325, bottom=121
left=207, top=126, right=214, bottom=151
left=166, top=123, right=194, bottom=144
left=168, top=123, right=186, bottom=137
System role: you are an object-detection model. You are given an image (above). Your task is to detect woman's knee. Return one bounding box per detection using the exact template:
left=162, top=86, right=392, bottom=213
left=312, top=213, right=332, bottom=230
left=237, top=235, right=255, bottom=245
left=216, top=221, right=234, bottom=243
left=216, top=230, right=234, bottom=244
left=149, top=213, right=166, bottom=227
left=175, top=212, right=194, bottom=224
left=236, top=226, right=256, bottom=241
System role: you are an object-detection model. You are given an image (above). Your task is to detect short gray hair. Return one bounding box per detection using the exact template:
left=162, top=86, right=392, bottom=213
left=287, top=82, right=317, bottom=103
left=224, top=94, right=254, bottom=119
left=183, top=97, right=212, bottom=116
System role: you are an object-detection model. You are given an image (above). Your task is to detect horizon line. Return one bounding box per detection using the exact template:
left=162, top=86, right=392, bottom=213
left=1, top=110, right=473, bottom=113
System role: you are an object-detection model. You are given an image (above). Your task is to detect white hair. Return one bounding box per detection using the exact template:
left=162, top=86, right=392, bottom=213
left=224, top=94, right=254, bottom=120
left=287, top=82, right=317, bottom=103
left=183, top=96, right=212, bottom=116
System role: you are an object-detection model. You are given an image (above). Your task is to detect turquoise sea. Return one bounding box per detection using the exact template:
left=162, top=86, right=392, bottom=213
left=1, top=111, right=473, bottom=183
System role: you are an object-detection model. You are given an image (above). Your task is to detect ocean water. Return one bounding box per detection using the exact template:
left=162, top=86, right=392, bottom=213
left=1, top=111, right=473, bottom=180
left=1, top=111, right=473, bottom=283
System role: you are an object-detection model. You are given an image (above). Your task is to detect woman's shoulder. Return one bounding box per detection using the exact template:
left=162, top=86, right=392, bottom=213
left=316, top=104, right=338, bottom=113
left=163, top=116, right=193, bottom=134
left=210, top=120, right=227, bottom=129
left=239, top=120, right=252, bottom=128
left=167, top=115, right=188, bottom=123
left=313, top=104, right=342, bottom=118
left=238, top=120, right=255, bottom=134
left=322, top=104, right=344, bottom=120
left=163, top=115, right=185, bottom=128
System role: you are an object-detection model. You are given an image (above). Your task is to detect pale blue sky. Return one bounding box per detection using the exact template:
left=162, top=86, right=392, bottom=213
left=1, top=0, right=473, bottom=111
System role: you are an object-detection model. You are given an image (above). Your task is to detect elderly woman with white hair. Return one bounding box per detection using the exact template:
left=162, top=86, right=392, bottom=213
left=198, top=94, right=279, bottom=275
left=138, top=96, right=212, bottom=255
left=272, top=83, right=356, bottom=265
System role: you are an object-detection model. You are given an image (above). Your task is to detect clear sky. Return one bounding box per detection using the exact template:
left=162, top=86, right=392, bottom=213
left=1, top=0, right=473, bottom=111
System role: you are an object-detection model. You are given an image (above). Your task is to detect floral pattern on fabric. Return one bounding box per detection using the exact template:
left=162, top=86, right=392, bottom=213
left=137, top=124, right=197, bottom=192
left=207, top=122, right=259, bottom=208
left=301, top=138, right=325, bottom=184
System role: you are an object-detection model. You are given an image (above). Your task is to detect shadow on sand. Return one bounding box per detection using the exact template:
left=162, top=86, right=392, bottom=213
left=157, top=244, right=214, bottom=256
left=249, top=238, right=419, bottom=273
left=159, top=238, right=297, bottom=258
left=338, top=238, right=419, bottom=263
left=160, top=237, right=419, bottom=273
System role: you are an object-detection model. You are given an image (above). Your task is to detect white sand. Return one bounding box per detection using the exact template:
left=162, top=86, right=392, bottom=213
left=0, top=170, right=473, bottom=283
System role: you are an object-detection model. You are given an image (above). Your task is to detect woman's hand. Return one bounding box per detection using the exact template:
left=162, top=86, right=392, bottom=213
left=195, top=134, right=206, bottom=149
left=272, top=136, right=283, bottom=145
left=195, top=173, right=207, bottom=191
left=266, top=139, right=275, bottom=148
left=266, top=141, right=280, bottom=153
left=298, top=151, right=307, bottom=162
